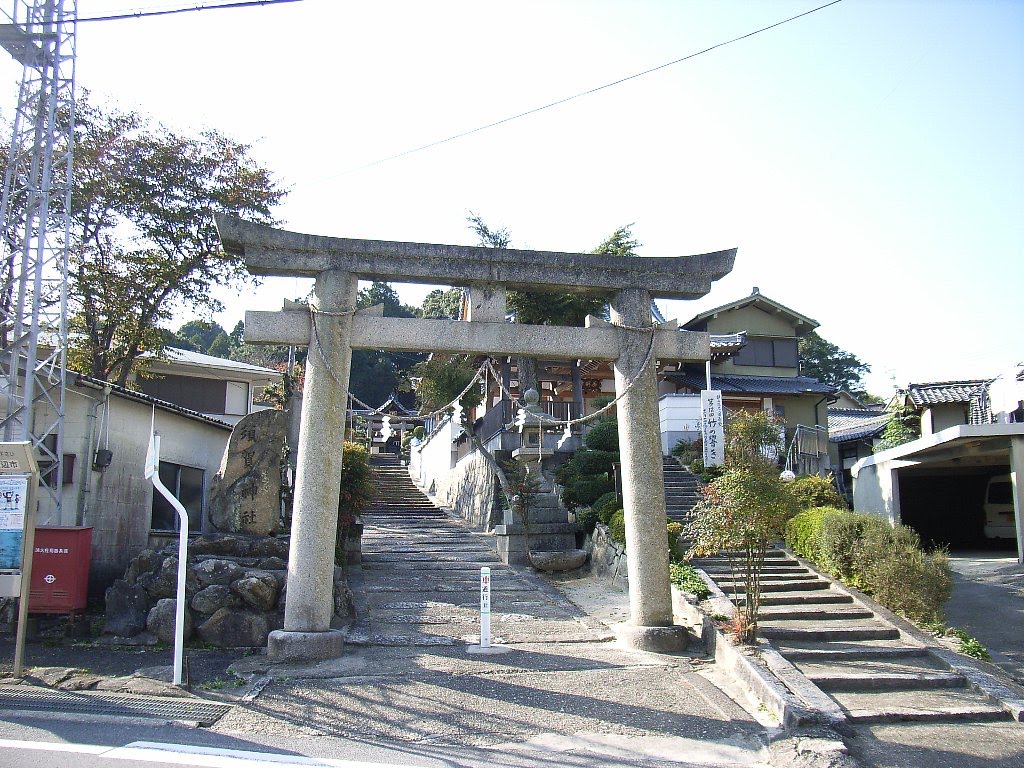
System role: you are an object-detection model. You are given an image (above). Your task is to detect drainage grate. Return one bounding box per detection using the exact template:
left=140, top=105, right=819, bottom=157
left=0, top=685, right=231, bottom=726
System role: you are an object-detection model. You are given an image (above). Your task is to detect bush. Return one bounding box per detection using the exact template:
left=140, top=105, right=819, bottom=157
left=791, top=509, right=954, bottom=626
left=817, top=511, right=881, bottom=584
left=667, top=520, right=684, bottom=558
left=561, top=476, right=614, bottom=509
left=669, top=562, right=710, bottom=599
left=608, top=509, right=626, bottom=546
left=336, top=441, right=374, bottom=565
left=575, top=505, right=599, bottom=535
left=785, top=506, right=835, bottom=562
left=671, top=438, right=701, bottom=465
left=789, top=474, right=846, bottom=510
left=596, top=494, right=621, bottom=525
left=584, top=419, right=619, bottom=452
left=591, top=491, right=617, bottom=515
left=571, top=449, right=619, bottom=476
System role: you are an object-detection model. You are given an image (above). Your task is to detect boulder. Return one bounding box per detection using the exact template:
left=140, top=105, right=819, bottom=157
left=146, top=598, right=193, bottom=644
left=124, top=549, right=161, bottom=585
left=103, top=580, right=150, bottom=637
left=191, top=584, right=241, bottom=615
left=196, top=608, right=270, bottom=648
left=529, top=549, right=588, bottom=572
left=258, top=556, right=287, bottom=571
left=193, top=558, right=244, bottom=588
left=231, top=573, right=279, bottom=612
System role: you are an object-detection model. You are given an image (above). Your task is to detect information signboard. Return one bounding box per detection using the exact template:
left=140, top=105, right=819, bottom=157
left=0, top=475, right=29, bottom=570
left=701, top=390, right=725, bottom=468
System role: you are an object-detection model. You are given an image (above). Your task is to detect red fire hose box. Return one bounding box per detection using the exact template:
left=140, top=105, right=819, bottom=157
left=28, top=526, right=93, bottom=614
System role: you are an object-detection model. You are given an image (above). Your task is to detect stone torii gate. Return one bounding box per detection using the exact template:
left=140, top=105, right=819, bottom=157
left=215, top=214, right=735, bottom=660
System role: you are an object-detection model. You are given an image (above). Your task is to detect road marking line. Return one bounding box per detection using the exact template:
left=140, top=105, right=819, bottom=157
left=0, top=738, right=426, bottom=767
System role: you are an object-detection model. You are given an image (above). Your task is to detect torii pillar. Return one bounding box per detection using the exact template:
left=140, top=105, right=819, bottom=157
left=216, top=215, right=736, bottom=659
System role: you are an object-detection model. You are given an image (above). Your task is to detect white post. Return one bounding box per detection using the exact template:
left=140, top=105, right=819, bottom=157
left=146, top=434, right=189, bottom=687
left=479, top=566, right=491, bottom=648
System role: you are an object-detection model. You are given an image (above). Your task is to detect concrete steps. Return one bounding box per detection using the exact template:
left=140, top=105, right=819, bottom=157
left=662, top=460, right=700, bottom=522
left=367, top=458, right=447, bottom=518
left=695, top=548, right=1013, bottom=725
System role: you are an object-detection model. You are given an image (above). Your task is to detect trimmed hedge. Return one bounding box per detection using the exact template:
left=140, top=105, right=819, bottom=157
left=575, top=505, right=599, bottom=535
left=789, top=473, right=847, bottom=510
left=584, top=419, right=619, bottom=452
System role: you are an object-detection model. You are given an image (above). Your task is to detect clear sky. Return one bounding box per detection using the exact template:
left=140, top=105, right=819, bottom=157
left=4, top=0, right=1021, bottom=398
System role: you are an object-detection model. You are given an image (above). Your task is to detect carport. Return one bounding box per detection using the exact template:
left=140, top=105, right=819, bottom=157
left=851, top=424, right=1024, bottom=563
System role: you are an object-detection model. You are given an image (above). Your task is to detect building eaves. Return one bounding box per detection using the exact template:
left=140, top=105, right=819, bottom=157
left=75, top=374, right=234, bottom=430
left=827, top=408, right=889, bottom=442
left=665, top=371, right=834, bottom=396
left=681, top=287, right=819, bottom=335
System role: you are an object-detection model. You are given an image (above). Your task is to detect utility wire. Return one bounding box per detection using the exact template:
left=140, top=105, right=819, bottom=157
left=78, top=0, right=301, bottom=24
left=321, top=0, right=844, bottom=180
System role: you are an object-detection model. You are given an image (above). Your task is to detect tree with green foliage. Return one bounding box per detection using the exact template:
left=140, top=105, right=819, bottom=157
left=58, top=94, right=285, bottom=386
left=420, top=287, right=465, bottom=320
left=874, top=403, right=921, bottom=452
left=686, top=411, right=799, bottom=642
left=350, top=281, right=423, bottom=407
left=798, top=331, right=873, bottom=399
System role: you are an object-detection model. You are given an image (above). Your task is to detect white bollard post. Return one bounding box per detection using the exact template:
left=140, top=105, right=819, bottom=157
left=480, top=566, right=491, bottom=649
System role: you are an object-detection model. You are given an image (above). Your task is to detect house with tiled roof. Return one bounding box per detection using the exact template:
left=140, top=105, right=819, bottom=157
left=657, top=287, right=835, bottom=472
left=899, top=380, right=990, bottom=436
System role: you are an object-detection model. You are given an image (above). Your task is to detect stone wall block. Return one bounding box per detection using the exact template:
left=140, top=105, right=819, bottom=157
left=103, top=580, right=149, bottom=636
left=196, top=607, right=270, bottom=648
left=194, top=558, right=245, bottom=588
left=231, top=573, right=279, bottom=612
left=146, top=597, right=193, bottom=644
left=191, top=584, right=241, bottom=615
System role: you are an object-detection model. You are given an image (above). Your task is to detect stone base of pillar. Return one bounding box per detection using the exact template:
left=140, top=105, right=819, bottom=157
left=268, top=629, right=345, bottom=661
left=614, top=622, right=690, bottom=654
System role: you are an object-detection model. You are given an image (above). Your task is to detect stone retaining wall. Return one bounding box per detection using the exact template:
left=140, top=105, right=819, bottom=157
left=588, top=523, right=628, bottom=588
left=102, top=533, right=353, bottom=649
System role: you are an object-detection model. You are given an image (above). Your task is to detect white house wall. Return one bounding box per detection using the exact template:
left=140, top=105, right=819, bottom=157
left=34, top=383, right=231, bottom=590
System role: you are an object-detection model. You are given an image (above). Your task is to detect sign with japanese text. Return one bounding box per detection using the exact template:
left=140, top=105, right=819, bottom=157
left=701, top=390, right=725, bottom=468
left=0, top=475, right=29, bottom=570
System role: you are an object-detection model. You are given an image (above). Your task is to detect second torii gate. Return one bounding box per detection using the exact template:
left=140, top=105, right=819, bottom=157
left=216, top=214, right=736, bottom=660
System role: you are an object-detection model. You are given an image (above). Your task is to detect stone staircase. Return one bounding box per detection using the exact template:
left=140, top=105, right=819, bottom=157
left=368, top=454, right=446, bottom=518
left=691, top=548, right=1015, bottom=724
left=663, top=458, right=700, bottom=523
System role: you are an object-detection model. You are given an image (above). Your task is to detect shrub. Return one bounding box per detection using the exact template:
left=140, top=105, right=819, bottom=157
left=671, top=438, right=701, bottom=465
left=575, top=506, right=599, bottom=535
left=817, top=511, right=882, bottom=584
left=793, top=509, right=954, bottom=626
left=336, top=441, right=374, bottom=565
left=591, top=491, right=617, bottom=515
left=596, top=494, right=621, bottom=524
left=789, top=474, right=846, bottom=510
left=667, top=520, right=684, bottom=558
left=685, top=411, right=796, bottom=642
left=584, top=419, right=619, bottom=452
left=608, top=509, right=626, bottom=546
left=571, top=448, right=619, bottom=476
left=562, top=476, right=613, bottom=509
left=670, top=562, right=710, bottom=599
left=785, top=506, right=837, bottom=562
left=412, top=426, right=425, bottom=440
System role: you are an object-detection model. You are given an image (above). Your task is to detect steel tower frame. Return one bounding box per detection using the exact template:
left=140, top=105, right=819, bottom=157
left=0, top=0, right=76, bottom=521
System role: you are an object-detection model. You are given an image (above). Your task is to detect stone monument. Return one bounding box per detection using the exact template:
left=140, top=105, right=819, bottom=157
left=208, top=409, right=289, bottom=536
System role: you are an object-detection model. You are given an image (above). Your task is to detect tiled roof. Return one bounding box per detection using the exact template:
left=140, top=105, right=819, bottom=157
left=665, top=371, right=834, bottom=396
left=905, top=380, right=988, bottom=407
left=828, top=407, right=889, bottom=442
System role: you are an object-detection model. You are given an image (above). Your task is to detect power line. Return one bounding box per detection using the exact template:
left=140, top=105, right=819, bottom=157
left=321, top=0, right=844, bottom=181
left=78, top=0, right=301, bottom=23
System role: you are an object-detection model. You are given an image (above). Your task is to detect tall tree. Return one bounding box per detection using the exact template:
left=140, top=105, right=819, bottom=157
left=798, top=331, right=872, bottom=398
left=420, top=287, right=464, bottom=320
left=349, top=281, right=423, bottom=407
left=60, top=94, right=285, bottom=386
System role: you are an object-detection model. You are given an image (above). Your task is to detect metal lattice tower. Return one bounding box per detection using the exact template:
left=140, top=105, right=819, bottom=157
left=0, top=0, right=76, bottom=521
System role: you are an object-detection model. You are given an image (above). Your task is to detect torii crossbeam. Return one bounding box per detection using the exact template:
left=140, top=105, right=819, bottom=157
left=216, top=214, right=736, bottom=659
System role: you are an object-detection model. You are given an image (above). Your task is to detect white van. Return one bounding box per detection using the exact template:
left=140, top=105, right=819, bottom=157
left=983, top=474, right=1016, bottom=540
